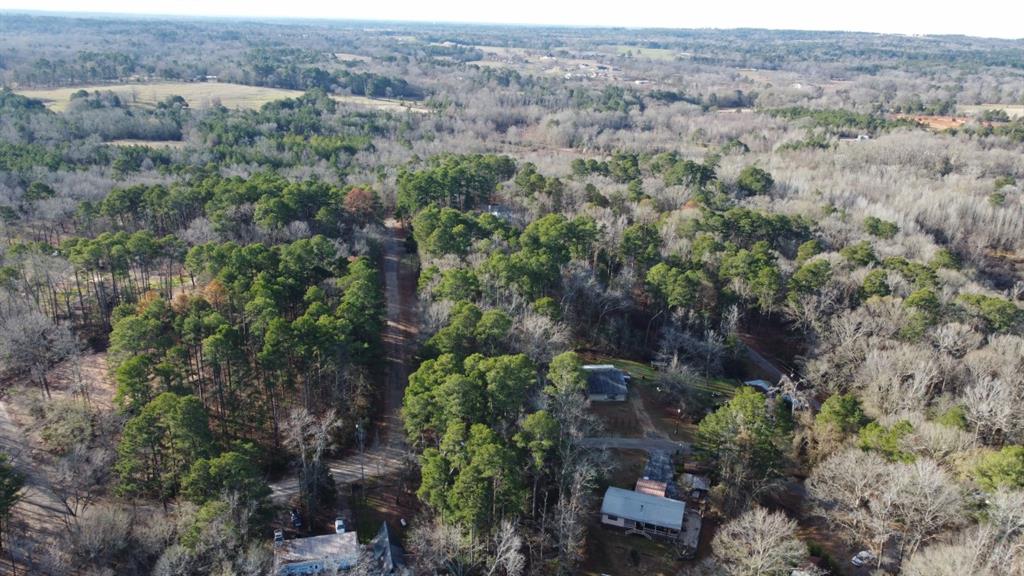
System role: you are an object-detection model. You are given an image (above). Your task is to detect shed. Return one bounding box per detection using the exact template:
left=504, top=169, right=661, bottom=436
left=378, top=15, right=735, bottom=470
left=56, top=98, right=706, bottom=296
left=640, top=450, right=679, bottom=499
left=635, top=478, right=668, bottom=497
left=584, top=365, right=630, bottom=401
left=680, top=473, right=710, bottom=502
left=600, top=486, right=685, bottom=537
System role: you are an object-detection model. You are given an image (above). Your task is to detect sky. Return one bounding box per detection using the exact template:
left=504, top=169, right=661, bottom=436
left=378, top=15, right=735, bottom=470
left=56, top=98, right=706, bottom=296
left=0, top=0, right=1021, bottom=40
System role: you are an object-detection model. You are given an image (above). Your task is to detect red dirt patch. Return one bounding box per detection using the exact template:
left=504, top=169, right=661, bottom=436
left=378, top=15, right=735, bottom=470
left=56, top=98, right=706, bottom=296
left=893, top=113, right=967, bottom=131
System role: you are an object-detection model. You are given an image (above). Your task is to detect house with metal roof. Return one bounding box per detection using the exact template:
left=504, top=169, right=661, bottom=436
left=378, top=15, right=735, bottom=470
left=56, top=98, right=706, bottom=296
left=274, top=531, right=360, bottom=575
left=583, top=364, right=630, bottom=402
left=600, top=486, right=685, bottom=537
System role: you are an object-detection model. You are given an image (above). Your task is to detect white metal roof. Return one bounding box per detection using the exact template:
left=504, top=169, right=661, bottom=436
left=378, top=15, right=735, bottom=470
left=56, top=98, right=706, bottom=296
left=600, top=487, right=685, bottom=530
left=275, top=532, right=359, bottom=574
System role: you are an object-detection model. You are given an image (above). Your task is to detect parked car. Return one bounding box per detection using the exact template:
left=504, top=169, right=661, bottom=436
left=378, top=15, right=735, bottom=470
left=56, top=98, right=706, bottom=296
left=290, top=508, right=303, bottom=529
left=334, top=517, right=346, bottom=534
left=273, top=529, right=284, bottom=544
left=851, top=550, right=877, bottom=567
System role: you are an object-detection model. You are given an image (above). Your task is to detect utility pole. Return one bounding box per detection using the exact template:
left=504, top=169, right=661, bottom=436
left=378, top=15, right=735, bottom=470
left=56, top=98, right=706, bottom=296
left=356, top=422, right=366, bottom=500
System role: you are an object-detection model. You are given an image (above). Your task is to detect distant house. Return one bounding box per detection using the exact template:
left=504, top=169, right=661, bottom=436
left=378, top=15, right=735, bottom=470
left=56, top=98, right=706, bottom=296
left=743, top=379, right=778, bottom=396
left=485, top=203, right=513, bottom=222
left=583, top=364, right=630, bottom=402
left=370, top=522, right=410, bottom=576
left=274, top=532, right=360, bottom=575
left=746, top=377, right=814, bottom=412
left=600, top=487, right=686, bottom=539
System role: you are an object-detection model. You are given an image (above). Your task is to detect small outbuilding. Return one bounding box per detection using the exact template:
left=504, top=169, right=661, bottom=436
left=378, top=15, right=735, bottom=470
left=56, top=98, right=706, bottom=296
left=679, top=473, right=711, bottom=503
left=638, top=450, right=679, bottom=499
left=635, top=478, right=668, bottom=498
left=584, top=364, right=630, bottom=402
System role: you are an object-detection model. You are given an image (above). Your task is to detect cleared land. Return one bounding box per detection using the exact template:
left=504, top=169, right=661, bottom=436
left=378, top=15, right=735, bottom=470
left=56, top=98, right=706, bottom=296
left=334, top=52, right=371, bottom=62
left=14, top=82, right=305, bottom=111
left=605, top=45, right=679, bottom=60
left=958, top=104, right=1024, bottom=119
left=107, top=139, right=187, bottom=148
left=15, top=81, right=428, bottom=113
left=893, top=113, right=967, bottom=130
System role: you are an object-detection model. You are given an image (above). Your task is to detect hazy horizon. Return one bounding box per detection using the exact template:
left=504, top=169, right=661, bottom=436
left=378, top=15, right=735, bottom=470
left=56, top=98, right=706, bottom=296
left=1, top=1, right=1022, bottom=40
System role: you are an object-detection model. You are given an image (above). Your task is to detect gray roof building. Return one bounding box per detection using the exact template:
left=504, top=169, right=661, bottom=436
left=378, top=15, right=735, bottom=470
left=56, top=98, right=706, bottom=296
left=371, top=522, right=410, bottom=575
left=274, top=531, right=360, bottom=575
left=583, top=364, right=629, bottom=400
left=600, top=487, right=685, bottom=532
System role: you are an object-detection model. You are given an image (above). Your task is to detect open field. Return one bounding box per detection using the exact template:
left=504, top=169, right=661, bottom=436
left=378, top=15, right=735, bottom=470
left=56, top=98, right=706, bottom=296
left=472, top=45, right=533, bottom=58
left=14, top=81, right=306, bottom=111
left=14, top=81, right=429, bottom=113
left=604, top=45, right=679, bottom=61
left=958, top=103, right=1024, bottom=118
left=334, top=52, right=371, bottom=63
left=107, top=139, right=187, bottom=148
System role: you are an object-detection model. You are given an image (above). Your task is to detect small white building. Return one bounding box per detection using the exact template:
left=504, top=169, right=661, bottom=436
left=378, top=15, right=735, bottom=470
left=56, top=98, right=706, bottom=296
left=584, top=365, right=630, bottom=402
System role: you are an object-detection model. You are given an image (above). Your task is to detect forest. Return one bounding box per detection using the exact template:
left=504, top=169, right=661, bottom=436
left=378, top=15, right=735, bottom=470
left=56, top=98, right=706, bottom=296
left=0, top=10, right=1023, bottom=576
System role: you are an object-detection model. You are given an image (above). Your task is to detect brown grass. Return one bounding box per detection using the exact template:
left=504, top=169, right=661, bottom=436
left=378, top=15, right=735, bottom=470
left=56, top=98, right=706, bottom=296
left=958, top=104, right=1024, bottom=119
left=14, top=81, right=429, bottom=114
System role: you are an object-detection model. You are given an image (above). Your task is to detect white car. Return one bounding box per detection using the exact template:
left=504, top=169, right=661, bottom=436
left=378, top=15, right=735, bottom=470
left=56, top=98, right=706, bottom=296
left=273, top=529, right=284, bottom=544
left=334, top=518, right=346, bottom=534
left=851, top=550, right=876, bottom=567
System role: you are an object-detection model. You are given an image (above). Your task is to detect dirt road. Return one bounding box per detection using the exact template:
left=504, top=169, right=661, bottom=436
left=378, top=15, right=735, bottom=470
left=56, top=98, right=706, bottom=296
left=271, top=218, right=417, bottom=503
left=579, top=436, right=691, bottom=454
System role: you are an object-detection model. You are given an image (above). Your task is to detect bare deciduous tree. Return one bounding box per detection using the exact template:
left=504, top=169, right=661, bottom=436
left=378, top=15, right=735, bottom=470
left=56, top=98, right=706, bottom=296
left=0, top=307, right=78, bottom=399
left=711, top=506, right=808, bottom=576
left=408, top=517, right=482, bottom=576
left=808, top=449, right=966, bottom=568
left=485, top=519, right=525, bottom=576
left=283, top=408, right=338, bottom=520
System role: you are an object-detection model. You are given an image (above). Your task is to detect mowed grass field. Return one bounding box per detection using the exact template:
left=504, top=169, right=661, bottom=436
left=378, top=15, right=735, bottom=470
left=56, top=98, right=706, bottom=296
left=606, top=45, right=679, bottom=60
left=958, top=104, right=1024, bottom=119
left=15, top=82, right=305, bottom=112
left=15, top=81, right=429, bottom=113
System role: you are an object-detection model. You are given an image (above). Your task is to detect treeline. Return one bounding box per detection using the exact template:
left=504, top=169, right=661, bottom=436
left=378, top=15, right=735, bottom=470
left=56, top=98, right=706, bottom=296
left=765, top=106, right=918, bottom=134
left=247, top=49, right=422, bottom=98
